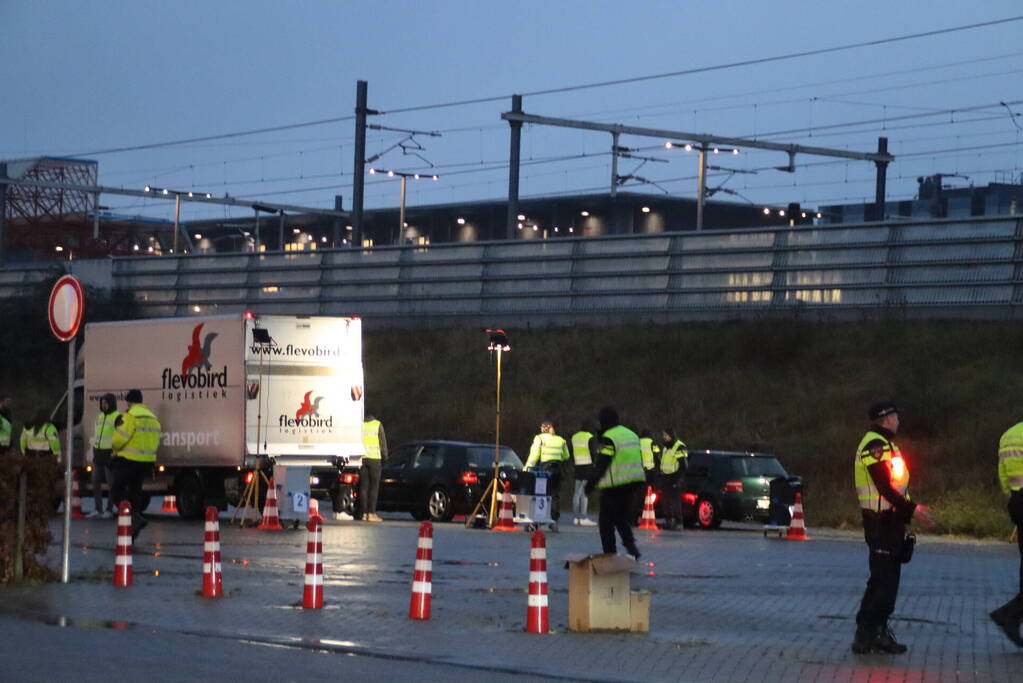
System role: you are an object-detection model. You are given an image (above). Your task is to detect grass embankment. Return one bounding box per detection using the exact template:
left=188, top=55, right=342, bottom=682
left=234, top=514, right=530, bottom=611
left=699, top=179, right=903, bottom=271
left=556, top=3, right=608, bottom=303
left=364, top=321, right=1023, bottom=540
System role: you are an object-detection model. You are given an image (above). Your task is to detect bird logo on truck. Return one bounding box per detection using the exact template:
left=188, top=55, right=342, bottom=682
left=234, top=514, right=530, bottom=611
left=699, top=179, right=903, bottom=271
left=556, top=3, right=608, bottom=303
left=161, top=323, right=229, bottom=402
left=280, top=391, right=332, bottom=433
left=181, top=323, right=219, bottom=378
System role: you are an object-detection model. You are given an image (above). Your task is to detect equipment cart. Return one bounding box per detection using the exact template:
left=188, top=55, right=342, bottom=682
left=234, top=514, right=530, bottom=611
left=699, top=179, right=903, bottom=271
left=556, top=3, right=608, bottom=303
left=514, top=470, right=554, bottom=531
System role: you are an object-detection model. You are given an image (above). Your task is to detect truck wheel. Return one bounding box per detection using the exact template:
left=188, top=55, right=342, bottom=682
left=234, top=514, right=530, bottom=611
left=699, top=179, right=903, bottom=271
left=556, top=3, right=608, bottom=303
left=175, top=473, right=205, bottom=520
left=696, top=496, right=721, bottom=529
left=425, top=487, right=454, bottom=523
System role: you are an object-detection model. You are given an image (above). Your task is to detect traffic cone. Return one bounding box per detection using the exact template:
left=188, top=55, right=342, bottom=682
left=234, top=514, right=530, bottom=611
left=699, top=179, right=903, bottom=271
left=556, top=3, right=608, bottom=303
left=302, top=516, right=324, bottom=608
left=526, top=530, right=549, bottom=634
left=409, top=521, right=433, bottom=619
left=202, top=506, right=223, bottom=598
left=70, top=471, right=85, bottom=519
left=785, top=492, right=809, bottom=540
left=161, top=495, right=178, bottom=513
left=637, top=486, right=659, bottom=530
left=492, top=480, right=518, bottom=532
left=114, top=501, right=133, bottom=587
left=309, top=497, right=321, bottom=521
left=257, top=477, right=283, bottom=530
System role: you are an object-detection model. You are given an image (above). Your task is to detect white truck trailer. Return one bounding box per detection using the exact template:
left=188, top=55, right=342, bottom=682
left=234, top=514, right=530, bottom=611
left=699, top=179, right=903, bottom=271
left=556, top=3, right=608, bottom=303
left=70, top=313, right=364, bottom=518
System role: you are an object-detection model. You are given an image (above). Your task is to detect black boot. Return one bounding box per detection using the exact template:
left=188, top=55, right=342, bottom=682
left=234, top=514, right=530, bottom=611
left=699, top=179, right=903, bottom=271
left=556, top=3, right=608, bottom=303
left=851, top=626, right=884, bottom=654
left=990, top=598, right=1023, bottom=647
left=876, top=624, right=908, bottom=654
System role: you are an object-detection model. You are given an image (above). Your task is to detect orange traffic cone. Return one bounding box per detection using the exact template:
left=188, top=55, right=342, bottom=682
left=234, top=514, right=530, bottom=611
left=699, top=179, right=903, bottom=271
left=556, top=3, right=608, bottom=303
left=785, top=492, right=809, bottom=540
left=637, top=486, right=659, bottom=530
left=71, top=471, right=85, bottom=519
left=309, top=497, right=321, bottom=521
left=202, top=506, right=223, bottom=597
left=161, top=495, right=178, bottom=513
left=526, top=530, right=549, bottom=634
left=114, top=501, right=132, bottom=587
left=409, top=521, right=433, bottom=619
left=303, top=517, right=324, bottom=608
left=492, top=480, right=518, bottom=532
left=257, top=477, right=284, bottom=530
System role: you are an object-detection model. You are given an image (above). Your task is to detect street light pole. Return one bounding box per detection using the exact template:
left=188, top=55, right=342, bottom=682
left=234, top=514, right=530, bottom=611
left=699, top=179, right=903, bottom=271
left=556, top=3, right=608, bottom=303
left=398, top=175, right=407, bottom=245
left=173, top=193, right=181, bottom=252
left=696, top=147, right=707, bottom=231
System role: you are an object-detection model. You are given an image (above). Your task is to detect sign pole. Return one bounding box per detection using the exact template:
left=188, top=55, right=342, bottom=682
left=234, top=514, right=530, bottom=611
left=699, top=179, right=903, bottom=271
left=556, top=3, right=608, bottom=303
left=61, top=339, right=73, bottom=583
left=48, top=274, right=85, bottom=585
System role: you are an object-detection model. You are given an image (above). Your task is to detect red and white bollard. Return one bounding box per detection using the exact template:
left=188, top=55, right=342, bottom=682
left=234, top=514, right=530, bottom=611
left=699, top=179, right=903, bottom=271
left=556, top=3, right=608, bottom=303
left=202, top=506, right=223, bottom=598
left=409, top=521, right=433, bottom=620
left=302, top=516, right=324, bottom=608
left=526, top=530, right=549, bottom=634
left=114, top=501, right=133, bottom=587
left=492, top=480, right=518, bottom=532
left=309, top=497, right=321, bottom=521
left=161, top=495, right=178, bottom=513
left=70, top=471, right=85, bottom=519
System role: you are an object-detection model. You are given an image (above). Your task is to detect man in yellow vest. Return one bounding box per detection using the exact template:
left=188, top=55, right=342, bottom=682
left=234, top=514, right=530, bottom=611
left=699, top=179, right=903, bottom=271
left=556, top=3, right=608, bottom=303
left=852, top=400, right=932, bottom=655
left=659, top=428, right=688, bottom=531
left=360, top=414, right=388, bottom=522
left=19, top=411, right=61, bottom=458
left=990, top=421, right=1023, bottom=647
left=0, top=395, right=13, bottom=449
left=569, top=421, right=597, bottom=526
left=87, top=393, right=121, bottom=519
left=585, top=406, right=645, bottom=559
left=525, top=420, right=570, bottom=530
left=111, top=389, right=161, bottom=541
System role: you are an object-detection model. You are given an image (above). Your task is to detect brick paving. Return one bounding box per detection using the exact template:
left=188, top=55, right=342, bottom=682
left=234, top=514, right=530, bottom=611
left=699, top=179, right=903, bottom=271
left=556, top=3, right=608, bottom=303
left=1, top=508, right=1021, bottom=682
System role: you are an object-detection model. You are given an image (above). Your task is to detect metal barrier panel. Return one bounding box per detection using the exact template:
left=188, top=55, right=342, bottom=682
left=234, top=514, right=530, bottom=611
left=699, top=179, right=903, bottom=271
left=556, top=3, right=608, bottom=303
left=6, top=215, right=1022, bottom=324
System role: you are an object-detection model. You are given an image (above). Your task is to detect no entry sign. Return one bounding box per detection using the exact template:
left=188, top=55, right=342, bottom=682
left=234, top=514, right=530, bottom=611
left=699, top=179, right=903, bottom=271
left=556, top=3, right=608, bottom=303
left=48, top=274, right=84, bottom=342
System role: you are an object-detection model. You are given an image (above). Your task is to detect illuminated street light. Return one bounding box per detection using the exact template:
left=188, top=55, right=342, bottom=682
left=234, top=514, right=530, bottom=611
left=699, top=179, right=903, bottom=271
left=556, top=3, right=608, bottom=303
left=143, top=185, right=214, bottom=253
left=641, top=206, right=651, bottom=213
left=369, top=168, right=442, bottom=244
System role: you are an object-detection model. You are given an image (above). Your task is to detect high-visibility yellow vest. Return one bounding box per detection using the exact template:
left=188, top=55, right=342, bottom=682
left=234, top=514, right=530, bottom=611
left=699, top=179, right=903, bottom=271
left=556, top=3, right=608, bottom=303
left=597, top=425, right=645, bottom=490
left=363, top=419, right=382, bottom=459
left=20, top=423, right=61, bottom=456
left=526, top=433, right=569, bottom=468
left=0, top=413, right=11, bottom=448
left=112, top=404, right=161, bottom=463
left=854, top=429, right=909, bottom=512
left=640, top=437, right=655, bottom=470
left=661, top=439, right=688, bottom=475
left=570, top=431, right=593, bottom=467
left=998, top=422, right=1023, bottom=493
left=93, top=411, right=122, bottom=450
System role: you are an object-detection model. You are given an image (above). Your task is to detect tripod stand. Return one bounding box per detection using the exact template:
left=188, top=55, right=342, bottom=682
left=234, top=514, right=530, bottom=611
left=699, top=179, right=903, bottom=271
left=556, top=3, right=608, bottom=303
left=467, top=331, right=510, bottom=528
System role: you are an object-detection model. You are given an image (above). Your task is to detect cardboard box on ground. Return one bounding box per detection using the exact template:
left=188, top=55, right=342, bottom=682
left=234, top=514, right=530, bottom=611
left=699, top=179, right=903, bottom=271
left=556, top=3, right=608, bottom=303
left=564, top=553, right=650, bottom=633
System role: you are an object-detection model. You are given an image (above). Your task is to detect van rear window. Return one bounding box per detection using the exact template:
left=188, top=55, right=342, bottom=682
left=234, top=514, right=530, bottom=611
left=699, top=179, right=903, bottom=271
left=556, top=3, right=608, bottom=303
left=467, top=446, right=523, bottom=469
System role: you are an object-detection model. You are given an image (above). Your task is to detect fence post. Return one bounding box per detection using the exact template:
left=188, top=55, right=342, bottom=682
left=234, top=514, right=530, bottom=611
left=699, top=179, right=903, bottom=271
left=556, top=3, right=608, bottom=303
left=14, top=471, right=26, bottom=581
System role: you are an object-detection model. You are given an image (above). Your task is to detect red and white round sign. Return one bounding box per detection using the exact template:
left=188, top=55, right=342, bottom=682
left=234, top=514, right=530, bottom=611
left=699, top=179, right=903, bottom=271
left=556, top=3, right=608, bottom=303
left=48, top=275, right=85, bottom=342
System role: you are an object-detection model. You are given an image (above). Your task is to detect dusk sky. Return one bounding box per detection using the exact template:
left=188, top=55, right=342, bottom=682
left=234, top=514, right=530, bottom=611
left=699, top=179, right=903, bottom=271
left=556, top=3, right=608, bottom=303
left=3, top=2, right=1022, bottom=224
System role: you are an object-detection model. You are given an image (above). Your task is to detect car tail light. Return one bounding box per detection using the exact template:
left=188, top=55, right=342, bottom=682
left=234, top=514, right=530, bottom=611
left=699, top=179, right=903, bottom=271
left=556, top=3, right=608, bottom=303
left=649, top=490, right=658, bottom=504
left=340, top=472, right=360, bottom=485
left=682, top=493, right=698, bottom=505
left=244, top=471, right=254, bottom=484
left=460, top=470, right=479, bottom=485
left=723, top=479, right=743, bottom=493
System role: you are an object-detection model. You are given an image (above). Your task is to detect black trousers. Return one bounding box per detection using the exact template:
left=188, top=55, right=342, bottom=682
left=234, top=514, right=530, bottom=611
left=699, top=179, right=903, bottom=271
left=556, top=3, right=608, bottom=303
left=1010, top=490, right=1023, bottom=598
left=109, top=457, right=152, bottom=531
left=855, top=510, right=905, bottom=629
left=658, top=471, right=683, bottom=527
left=359, top=458, right=382, bottom=515
left=598, top=483, right=642, bottom=556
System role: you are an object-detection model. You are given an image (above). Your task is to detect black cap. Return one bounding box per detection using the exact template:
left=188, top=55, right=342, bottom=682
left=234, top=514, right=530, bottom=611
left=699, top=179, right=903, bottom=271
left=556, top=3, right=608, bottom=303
left=125, top=389, right=143, bottom=404
left=868, top=400, right=898, bottom=421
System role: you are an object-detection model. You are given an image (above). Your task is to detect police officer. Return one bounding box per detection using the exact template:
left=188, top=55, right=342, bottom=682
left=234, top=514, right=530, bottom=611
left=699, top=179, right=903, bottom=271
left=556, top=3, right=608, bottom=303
left=852, top=400, right=933, bottom=655
left=659, top=428, right=688, bottom=530
left=0, top=395, right=13, bottom=449
left=990, top=420, right=1023, bottom=647
left=585, top=406, right=645, bottom=559
left=110, top=389, right=161, bottom=541
left=570, top=421, right=597, bottom=526
left=360, top=413, right=388, bottom=522
left=19, top=411, right=61, bottom=458
left=87, top=393, right=120, bottom=518
left=525, top=420, right=570, bottom=529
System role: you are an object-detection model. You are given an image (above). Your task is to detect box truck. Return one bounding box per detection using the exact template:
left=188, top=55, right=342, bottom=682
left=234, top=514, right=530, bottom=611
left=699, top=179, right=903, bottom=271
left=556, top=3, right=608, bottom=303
left=61, top=313, right=365, bottom=518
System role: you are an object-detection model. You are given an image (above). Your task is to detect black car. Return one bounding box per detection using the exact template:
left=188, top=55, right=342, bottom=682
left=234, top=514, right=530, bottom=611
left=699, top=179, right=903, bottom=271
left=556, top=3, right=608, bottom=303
left=663, top=450, right=802, bottom=529
left=372, top=441, right=524, bottom=522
